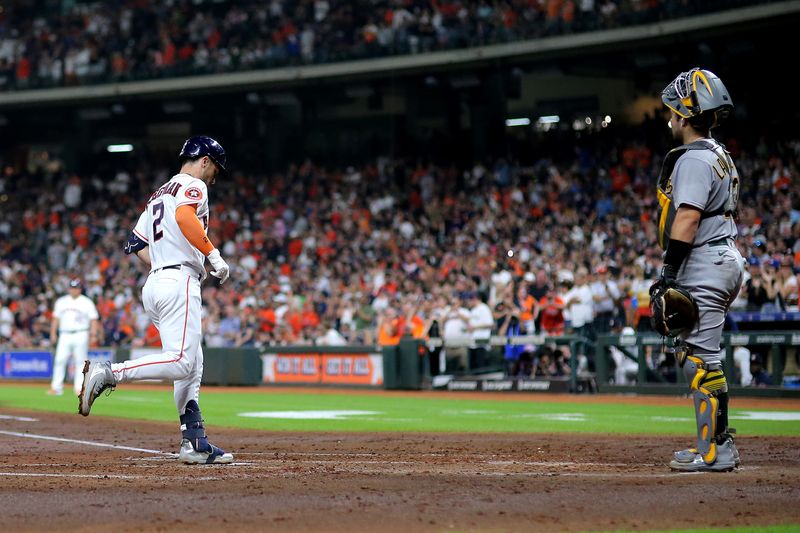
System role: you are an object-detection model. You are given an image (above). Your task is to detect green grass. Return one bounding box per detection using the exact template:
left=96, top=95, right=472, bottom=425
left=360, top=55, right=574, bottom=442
left=2, top=383, right=799, bottom=436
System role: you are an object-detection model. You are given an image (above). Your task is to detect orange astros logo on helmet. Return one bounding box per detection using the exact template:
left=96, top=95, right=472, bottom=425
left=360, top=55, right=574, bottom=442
left=185, top=187, right=203, bottom=200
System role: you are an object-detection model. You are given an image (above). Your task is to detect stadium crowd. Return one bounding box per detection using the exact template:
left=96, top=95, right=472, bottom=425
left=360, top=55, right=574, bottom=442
left=1, top=119, right=799, bottom=381
left=1, top=0, right=759, bottom=90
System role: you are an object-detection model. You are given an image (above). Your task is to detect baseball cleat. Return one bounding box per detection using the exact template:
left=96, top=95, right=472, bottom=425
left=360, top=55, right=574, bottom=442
left=78, top=361, right=117, bottom=416
left=674, top=444, right=740, bottom=467
left=178, top=438, right=234, bottom=464
left=669, top=439, right=738, bottom=472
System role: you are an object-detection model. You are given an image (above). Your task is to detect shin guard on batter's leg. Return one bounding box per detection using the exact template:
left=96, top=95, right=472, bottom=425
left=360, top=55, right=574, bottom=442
left=178, top=400, right=233, bottom=464
left=670, top=353, right=736, bottom=471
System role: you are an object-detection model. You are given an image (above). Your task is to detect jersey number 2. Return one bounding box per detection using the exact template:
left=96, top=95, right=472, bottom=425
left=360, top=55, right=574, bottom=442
left=152, top=201, right=165, bottom=241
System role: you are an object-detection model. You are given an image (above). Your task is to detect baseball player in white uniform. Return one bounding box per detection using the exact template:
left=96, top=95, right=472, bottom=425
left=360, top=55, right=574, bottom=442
left=49, top=278, right=100, bottom=396
left=78, top=135, right=233, bottom=464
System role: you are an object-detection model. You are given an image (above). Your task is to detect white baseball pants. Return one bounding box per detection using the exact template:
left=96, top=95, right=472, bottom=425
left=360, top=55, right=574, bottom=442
left=111, top=268, right=204, bottom=415
left=51, top=331, right=89, bottom=395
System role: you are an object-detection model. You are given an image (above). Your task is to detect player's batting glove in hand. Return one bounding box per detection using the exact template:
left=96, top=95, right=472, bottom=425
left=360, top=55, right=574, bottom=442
left=207, top=249, right=230, bottom=284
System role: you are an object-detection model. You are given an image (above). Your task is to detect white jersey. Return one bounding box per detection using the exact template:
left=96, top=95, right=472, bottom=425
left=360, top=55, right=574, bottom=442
left=133, top=173, right=209, bottom=274
left=53, top=294, right=98, bottom=333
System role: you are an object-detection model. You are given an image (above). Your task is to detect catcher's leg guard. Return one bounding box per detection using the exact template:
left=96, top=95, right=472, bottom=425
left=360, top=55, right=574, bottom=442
left=685, top=354, right=728, bottom=463
left=671, top=350, right=737, bottom=471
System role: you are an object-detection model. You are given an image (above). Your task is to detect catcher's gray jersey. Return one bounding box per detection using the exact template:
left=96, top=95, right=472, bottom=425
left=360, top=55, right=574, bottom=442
left=657, top=138, right=739, bottom=248
left=671, top=139, right=739, bottom=246
left=657, top=138, right=744, bottom=359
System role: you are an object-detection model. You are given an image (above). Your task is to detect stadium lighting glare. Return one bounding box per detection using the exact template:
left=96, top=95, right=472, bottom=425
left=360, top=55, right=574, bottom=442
left=107, top=144, right=134, bottom=153
left=537, top=115, right=560, bottom=124
left=604, top=115, right=612, bottom=123
left=585, top=117, right=592, bottom=125
left=505, top=118, right=531, bottom=127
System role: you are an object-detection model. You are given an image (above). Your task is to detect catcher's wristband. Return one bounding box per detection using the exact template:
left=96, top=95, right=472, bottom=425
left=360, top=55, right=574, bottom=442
left=663, top=238, right=692, bottom=273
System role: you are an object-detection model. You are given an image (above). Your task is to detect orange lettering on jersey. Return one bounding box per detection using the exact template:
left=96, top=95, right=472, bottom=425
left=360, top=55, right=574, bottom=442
left=185, top=187, right=203, bottom=201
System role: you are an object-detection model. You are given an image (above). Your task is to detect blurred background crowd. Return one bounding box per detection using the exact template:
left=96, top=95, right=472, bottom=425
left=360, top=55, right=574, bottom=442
left=0, top=0, right=795, bottom=387
left=0, top=0, right=760, bottom=91
left=1, top=119, right=798, bottom=384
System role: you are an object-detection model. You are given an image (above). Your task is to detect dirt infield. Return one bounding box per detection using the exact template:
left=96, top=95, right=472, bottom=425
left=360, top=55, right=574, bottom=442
left=1, top=400, right=800, bottom=532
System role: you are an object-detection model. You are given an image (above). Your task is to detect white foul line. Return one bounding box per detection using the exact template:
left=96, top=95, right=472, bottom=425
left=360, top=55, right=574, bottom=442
left=0, top=472, right=141, bottom=480
left=0, top=430, right=167, bottom=455
left=0, top=472, right=226, bottom=481
left=0, top=414, right=38, bottom=422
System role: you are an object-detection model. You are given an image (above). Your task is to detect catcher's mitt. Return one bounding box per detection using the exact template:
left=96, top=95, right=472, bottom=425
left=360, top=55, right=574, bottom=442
left=649, top=281, right=699, bottom=337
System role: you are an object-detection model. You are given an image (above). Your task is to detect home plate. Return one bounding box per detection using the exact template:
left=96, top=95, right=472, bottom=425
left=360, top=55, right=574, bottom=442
left=239, top=410, right=380, bottom=420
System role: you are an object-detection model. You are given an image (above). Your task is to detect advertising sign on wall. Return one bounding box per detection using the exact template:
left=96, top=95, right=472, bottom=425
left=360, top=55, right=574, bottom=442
left=321, top=354, right=383, bottom=386
left=262, top=354, right=322, bottom=384
left=262, top=353, right=383, bottom=386
left=1, top=351, right=52, bottom=379
left=0, top=349, right=115, bottom=380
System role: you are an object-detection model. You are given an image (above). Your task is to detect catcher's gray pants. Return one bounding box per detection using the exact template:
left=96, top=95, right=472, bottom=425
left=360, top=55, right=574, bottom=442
left=677, top=238, right=744, bottom=364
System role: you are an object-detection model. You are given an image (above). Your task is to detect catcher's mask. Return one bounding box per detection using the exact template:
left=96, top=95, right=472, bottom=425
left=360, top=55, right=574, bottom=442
left=662, top=68, right=733, bottom=128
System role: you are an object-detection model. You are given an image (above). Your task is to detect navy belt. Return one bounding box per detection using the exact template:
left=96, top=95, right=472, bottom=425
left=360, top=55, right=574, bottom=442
left=60, top=329, right=88, bottom=334
left=152, top=264, right=202, bottom=280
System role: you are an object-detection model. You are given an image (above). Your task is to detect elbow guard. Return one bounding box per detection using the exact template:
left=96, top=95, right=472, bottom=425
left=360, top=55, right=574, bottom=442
left=124, top=233, right=147, bottom=255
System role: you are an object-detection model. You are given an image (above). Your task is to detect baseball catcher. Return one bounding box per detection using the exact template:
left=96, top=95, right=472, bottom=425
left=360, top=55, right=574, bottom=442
left=653, top=68, right=744, bottom=472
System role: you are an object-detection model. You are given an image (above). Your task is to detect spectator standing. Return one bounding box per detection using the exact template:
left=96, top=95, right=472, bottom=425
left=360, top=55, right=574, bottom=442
left=563, top=266, right=594, bottom=341
left=376, top=307, right=402, bottom=346
left=777, top=256, right=798, bottom=311
left=495, top=300, right=525, bottom=377
left=0, top=298, right=13, bottom=345
left=539, top=287, right=566, bottom=336
left=442, top=295, right=470, bottom=371
left=514, top=281, right=539, bottom=334
left=467, top=291, right=494, bottom=370
left=354, top=293, right=377, bottom=344
left=591, top=264, right=621, bottom=333
left=744, top=258, right=775, bottom=311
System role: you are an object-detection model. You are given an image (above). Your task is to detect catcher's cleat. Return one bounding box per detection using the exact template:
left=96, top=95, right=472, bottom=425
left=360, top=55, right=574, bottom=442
left=178, top=438, right=234, bottom=464
left=674, top=433, right=740, bottom=467
left=670, top=438, right=738, bottom=472
left=78, top=361, right=116, bottom=416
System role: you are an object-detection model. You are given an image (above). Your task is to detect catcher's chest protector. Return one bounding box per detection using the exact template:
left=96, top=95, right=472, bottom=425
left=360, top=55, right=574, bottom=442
left=656, top=140, right=739, bottom=249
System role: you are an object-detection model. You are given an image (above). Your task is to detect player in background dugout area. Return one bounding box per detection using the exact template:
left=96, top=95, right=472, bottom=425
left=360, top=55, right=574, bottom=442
left=655, top=68, right=744, bottom=472
left=48, top=278, right=100, bottom=396
left=77, top=135, right=233, bottom=465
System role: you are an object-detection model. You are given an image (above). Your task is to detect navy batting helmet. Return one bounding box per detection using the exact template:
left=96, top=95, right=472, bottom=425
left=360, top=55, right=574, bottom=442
left=179, top=135, right=227, bottom=175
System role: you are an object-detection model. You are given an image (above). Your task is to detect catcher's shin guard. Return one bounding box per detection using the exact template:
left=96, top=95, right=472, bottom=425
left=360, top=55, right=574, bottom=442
left=683, top=354, right=729, bottom=464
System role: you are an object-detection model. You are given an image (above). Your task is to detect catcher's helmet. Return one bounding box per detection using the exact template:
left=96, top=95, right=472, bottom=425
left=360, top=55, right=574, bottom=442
left=179, top=135, right=227, bottom=175
left=662, top=68, right=733, bottom=127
